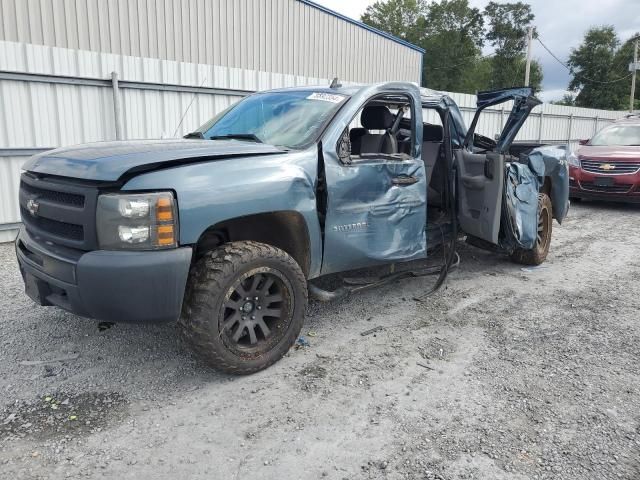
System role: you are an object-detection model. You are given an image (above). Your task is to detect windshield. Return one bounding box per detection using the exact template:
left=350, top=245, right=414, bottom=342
left=590, top=124, right=640, bottom=146
left=195, top=91, right=349, bottom=149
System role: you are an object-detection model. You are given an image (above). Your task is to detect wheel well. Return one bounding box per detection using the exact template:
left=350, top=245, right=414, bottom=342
left=194, top=211, right=311, bottom=276
left=541, top=176, right=552, bottom=196
left=541, top=176, right=557, bottom=219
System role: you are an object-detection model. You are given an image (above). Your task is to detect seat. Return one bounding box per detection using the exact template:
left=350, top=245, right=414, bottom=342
left=349, top=128, right=367, bottom=156
left=359, top=106, right=397, bottom=154
left=421, top=124, right=444, bottom=205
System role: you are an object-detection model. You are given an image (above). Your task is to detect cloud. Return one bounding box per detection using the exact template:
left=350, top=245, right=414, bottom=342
left=538, top=88, right=573, bottom=103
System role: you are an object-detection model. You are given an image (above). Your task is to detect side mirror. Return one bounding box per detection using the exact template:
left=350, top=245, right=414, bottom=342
left=578, top=139, right=589, bottom=145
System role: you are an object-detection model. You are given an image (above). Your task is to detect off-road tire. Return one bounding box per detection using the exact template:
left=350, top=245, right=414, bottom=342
left=179, top=241, right=307, bottom=374
left=510, top=193, right=553, bottom=266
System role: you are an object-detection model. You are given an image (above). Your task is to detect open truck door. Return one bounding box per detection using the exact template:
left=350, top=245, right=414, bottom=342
left=455, top=87, right=541, bottom=244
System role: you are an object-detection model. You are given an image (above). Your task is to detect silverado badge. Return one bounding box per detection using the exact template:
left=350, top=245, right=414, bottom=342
left=26, top=198, right=40, bottom=216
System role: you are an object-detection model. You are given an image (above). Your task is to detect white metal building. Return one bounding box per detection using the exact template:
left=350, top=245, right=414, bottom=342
left=0, top=0, right=424, bottom=84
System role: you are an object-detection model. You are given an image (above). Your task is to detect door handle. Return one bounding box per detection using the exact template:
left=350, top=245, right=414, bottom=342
left=392, top=175, right=419, bottom=186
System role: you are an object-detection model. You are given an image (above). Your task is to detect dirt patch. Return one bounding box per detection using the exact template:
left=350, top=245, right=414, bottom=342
left=1, top=392, right=127, bottom=442
left=417, top=336, right=455, bottom=362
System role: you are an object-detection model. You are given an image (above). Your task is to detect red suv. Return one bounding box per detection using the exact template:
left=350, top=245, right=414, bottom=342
left=569, top=114, right=640, bottom=203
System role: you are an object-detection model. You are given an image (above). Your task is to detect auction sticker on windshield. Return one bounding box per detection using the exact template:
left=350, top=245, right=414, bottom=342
left=307, top=92, right=347, bottom=103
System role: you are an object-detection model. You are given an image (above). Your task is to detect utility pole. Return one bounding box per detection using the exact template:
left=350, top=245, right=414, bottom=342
left=524, top=26, right=533, bottom=87
left=631, top=39, right=638, bottom=112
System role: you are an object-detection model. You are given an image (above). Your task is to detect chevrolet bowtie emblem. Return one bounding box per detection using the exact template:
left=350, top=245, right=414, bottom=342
left=599, top=164, right=616, bottom=171
left=26, top=198, right=40, bottom=216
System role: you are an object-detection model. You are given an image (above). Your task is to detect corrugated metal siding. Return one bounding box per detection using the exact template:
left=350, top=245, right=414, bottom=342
left=0, top=0, right=423, bottom=84
left=0, top=154, right=26, bottom=242
left=0, top=40, right=328, bottom=145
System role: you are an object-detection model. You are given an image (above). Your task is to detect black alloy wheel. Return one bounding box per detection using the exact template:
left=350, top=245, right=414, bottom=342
left=179, top=241, right=307, bottom=374
left=220, top=268, right=293, bottom=356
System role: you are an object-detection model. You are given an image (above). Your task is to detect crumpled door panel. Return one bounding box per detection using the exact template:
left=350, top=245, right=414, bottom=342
left=504, top=162, right=540, bottom=249
left=321, top=160, right=426, bottom=275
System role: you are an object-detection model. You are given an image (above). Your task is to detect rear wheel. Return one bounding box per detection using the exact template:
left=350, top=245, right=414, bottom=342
left=179, top=241, right=307, bottom=374
left=510, top=193, right=553, bottom=266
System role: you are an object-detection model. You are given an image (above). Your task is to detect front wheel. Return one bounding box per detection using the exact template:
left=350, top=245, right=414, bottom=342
left=179, top=241, right=307, bottom=374
left=510, top=193, right=553, bottom=266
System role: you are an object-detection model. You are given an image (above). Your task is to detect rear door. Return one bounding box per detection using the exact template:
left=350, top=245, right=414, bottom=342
left=455, top=150, right=504, bottom=243
left=456, top=88, right=541, bottom=244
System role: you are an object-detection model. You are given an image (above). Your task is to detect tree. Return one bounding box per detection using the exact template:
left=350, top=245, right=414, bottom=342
left=567, top=26, right=624, bottom=110
left=611, top=33, right=640, bottom=110
left=484, top=1, right=532, bottom=56
left=483, top=2, right=543, bottom=92
left=422, top=0, right=485, bottom=92
left=360, top=0, right=428, bottom=47
left=360, top=0, right=543, bottom=94
left=361, top=0, right=487, bottom=93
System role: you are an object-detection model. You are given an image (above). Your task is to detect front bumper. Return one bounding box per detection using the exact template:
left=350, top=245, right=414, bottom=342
left=569, top=166, right=640, bottom=203
left=15, top=228, right=192, bottom=323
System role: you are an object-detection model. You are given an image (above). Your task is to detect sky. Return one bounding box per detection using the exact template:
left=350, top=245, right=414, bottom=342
left=314, top=0, right=640, bottom=102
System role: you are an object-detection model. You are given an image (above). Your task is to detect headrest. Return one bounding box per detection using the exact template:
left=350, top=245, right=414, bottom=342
left=362, top=106, right=394, bottom=130
left=423, top=124, right=443, bottom=142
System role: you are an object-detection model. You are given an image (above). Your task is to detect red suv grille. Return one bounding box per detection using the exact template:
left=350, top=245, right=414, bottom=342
left=581, top=159, right=640, bottom=175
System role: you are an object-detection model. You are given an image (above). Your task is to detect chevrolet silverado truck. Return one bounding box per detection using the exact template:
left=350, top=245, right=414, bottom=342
left=16, top=82, right=569, bottom=374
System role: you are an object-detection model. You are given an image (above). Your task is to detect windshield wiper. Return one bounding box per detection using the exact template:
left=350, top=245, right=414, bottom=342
left=183, top=131, right=204, bottom=139
left=209, top=133, right=263, bottom=143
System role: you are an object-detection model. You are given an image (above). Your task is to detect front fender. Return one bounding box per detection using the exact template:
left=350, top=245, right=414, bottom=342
left=121, top=149, right=324, bottom=277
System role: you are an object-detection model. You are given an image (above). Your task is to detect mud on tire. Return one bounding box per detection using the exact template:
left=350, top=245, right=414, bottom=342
left=510, top=193, right=553, bottom=266
left=179, top=241, right=307, bottom=374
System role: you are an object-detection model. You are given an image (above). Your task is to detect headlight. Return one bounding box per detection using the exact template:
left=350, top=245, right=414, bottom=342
left=96, top=192, right=178, bottom=250
left=567, top=151, right=580, bottom=167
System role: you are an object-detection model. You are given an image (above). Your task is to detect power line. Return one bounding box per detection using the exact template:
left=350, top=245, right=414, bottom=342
left=536, top=37, right=633, bottom=85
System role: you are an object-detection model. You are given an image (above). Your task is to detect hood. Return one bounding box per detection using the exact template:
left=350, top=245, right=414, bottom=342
left=465, top=87, right=542, bottom=153
left=577, top=145, right=640, bottom=161
left=23, top=139, right=286, bottom=181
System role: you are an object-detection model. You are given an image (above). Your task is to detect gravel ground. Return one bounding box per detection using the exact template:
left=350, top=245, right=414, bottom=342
left=1, top=201, right=639, bottom=480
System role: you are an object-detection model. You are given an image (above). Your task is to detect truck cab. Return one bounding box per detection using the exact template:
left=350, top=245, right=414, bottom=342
left=16, top=82, right=569, bottom=374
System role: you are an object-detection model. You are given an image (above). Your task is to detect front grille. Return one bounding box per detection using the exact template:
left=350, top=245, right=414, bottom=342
left=19, top=174, right=99, bottom=250
left=579, top=181, right=632, bottom=194
left=20, top=181, right=85, bottom=207
left=20, top=207, right=84, bottom=241
left=581, top=160, right=640, bottom=175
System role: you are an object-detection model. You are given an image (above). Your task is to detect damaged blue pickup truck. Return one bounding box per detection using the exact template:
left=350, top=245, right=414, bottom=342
left=16, top=82, right=569, bottom=373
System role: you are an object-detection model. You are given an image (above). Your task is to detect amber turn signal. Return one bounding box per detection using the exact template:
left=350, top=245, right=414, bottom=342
left=156, top=196, right=174, bottom=222
left=155, top=225, right=175, bottom=246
